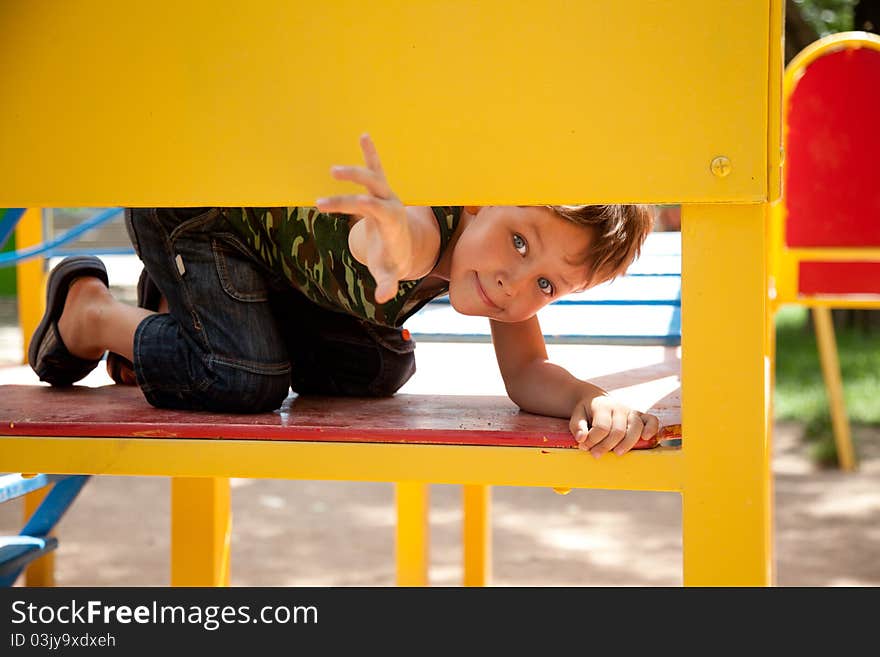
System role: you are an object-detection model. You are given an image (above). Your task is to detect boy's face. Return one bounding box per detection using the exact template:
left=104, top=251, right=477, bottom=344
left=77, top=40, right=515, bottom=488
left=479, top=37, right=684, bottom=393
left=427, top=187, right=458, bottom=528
left=448, top=206, right=593, bottom=322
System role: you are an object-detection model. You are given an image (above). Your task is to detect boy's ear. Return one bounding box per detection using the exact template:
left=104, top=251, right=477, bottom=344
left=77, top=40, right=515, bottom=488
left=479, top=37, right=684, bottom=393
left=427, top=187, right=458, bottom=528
left=463, top=206, right=481, bottom=215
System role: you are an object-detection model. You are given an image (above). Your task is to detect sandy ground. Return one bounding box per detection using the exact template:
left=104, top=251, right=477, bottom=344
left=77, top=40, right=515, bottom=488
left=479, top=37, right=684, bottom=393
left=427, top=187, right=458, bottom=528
left=1, top=285, right=879, bottom=587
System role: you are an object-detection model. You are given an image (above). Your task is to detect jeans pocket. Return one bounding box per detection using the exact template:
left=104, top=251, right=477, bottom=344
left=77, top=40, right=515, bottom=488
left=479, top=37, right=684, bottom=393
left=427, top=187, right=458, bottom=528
left=358, top=320, right=416, bottom=355
left=212, top=238, right=269, bottom=303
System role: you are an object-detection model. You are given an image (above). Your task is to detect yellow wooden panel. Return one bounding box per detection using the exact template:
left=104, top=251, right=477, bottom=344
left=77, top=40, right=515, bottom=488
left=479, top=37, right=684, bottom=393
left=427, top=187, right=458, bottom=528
left=767, top=0, right=784, bottom=201
left=14, top=209, right=44, bottom=363
left=0, top=1, right=772, bottom=206
left=681, top=203, right=772, bottom=585
left=0, top=437, right=684, bottom=492
left=171, top=477, right=232, bottom=586
left=462, top=484, right=491, bottom=587
left=395, top=482, right=430, bottom=586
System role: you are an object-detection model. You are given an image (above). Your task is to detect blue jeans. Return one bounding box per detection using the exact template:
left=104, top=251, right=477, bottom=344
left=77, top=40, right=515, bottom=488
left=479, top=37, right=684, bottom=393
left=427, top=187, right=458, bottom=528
left=124, top=208, right=416, bottom=413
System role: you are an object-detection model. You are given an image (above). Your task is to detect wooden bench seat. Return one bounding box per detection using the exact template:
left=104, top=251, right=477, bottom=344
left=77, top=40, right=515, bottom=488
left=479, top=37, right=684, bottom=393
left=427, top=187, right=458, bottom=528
left=0, top=384, right=681, bottom=448
left=1, top=374, right=681, bottom=585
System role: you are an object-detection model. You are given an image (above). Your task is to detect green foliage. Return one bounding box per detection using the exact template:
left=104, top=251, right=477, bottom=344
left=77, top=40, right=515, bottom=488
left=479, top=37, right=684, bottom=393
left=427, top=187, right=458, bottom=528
left=793, top=0, right=857, bottom=35
left=774, top=305, right=880, bottom=466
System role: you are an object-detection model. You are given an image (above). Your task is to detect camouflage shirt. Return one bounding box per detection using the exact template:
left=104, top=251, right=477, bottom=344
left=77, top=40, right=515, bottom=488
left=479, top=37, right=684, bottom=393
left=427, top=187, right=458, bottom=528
left=221, top=206, right=462, bottom=328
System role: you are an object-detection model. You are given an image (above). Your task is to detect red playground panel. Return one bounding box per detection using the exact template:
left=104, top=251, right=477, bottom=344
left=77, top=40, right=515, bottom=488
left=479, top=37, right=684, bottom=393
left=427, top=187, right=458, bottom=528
left=785, top=46, right=880, bottom=249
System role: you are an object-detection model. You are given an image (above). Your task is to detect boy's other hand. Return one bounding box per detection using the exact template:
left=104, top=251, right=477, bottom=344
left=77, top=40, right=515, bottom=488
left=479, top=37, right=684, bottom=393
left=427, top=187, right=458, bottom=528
left=570, top=395, right=660, bottom=458
left=316, top=133, right=414, bottom=304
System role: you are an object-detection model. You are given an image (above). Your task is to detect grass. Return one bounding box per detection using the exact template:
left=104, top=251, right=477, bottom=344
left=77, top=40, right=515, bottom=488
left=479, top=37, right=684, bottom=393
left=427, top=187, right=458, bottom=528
left=774, top=306, right=880, bottom=466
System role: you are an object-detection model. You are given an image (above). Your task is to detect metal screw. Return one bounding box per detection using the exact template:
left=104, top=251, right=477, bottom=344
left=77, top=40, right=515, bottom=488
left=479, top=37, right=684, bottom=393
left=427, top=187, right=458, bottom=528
left=710, top=156, right=731, bottom=177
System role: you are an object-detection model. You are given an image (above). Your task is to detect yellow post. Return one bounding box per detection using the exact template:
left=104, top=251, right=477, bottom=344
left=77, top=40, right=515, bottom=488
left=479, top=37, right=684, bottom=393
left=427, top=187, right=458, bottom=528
left=170, top=477, right=231, bottom=586
left=22, top=486, right=54, bottom=586
left=395, top=482, right=429, bottom=586
left=681, top=203, right=773, bottom=586
left=462, top=484, right=491, bottom=587
left=15, top=208, right=44, bottom=363
left=811, top=307, right=856, bottom=471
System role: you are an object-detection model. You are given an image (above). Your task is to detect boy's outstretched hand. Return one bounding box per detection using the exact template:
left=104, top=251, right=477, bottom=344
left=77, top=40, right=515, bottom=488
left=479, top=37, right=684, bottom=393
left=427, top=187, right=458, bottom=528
left=570, top=395, right=661, bottom=458
left=316, top=134, right=414, bottom=304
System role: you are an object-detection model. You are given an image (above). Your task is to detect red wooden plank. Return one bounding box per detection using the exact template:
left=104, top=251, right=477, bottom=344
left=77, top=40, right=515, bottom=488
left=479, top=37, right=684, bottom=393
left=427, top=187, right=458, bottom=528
left=0, top=385, right=681, bottom=449
left=785, top=47, right=880, bottom=247
left=798, top=261, right=880, bottom=295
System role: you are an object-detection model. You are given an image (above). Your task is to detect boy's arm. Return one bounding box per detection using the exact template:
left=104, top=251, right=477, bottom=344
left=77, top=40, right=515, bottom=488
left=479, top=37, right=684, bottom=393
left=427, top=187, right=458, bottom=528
left=491, top=317, right=660, bottom=457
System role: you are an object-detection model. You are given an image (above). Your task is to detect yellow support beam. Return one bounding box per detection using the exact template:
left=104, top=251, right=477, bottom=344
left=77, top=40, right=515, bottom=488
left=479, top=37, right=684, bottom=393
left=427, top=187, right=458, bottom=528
left=170, top=477, right=231, bottom=586
left=681, top=203, right=773, bottom=586
left=395, top=482, right=429, bottom=586
left=0, top=438, right=684, bottom=492
left=462, top=484, right=491, bottom=587
left=14, top=208, right=44, bottom=364
left=812, top=307, right=856, bottom=471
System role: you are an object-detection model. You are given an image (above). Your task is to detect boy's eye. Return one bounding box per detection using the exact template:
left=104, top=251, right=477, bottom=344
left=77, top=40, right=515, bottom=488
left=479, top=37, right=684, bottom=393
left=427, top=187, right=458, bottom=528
left=512, top=234, right=527, bottom=255
left=538, top=277, right=554, bottom=296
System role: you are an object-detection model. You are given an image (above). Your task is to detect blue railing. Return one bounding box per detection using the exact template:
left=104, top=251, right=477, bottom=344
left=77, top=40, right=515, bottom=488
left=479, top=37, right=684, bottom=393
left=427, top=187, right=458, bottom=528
left=0, top=208, right=126, bottom=268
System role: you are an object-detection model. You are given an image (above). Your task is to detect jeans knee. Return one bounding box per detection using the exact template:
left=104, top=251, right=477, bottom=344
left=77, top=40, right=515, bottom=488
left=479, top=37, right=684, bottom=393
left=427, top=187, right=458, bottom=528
left=371, top=350, right=416, bottom=396
left=201, top=365, right=290, bottom=413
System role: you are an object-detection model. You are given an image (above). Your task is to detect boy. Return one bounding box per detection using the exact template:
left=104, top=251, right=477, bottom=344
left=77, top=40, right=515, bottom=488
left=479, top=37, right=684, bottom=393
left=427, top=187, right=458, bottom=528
left=29, top=134, right=659, bottom=458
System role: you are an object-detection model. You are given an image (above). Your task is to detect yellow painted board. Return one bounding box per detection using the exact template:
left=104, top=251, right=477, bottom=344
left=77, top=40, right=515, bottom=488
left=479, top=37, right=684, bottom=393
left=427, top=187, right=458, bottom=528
left=0, top=437, right=684, bottom=492
left=462, top=484, right=491, bottom=587
left=14, top=209, right=45, bottom=364
left=171, top=477, right=232, bottom=586
left=681, top=203, right=772, bottom=586
left=766, top=0, right=784, bottom=202
left=395, top=482, right=430, bottom=587
left=0, top=1, right=771, bottom=206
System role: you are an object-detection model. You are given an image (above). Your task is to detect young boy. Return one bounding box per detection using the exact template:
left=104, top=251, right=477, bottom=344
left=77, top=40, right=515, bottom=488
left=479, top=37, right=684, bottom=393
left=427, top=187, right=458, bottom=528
left=29, top=134, right=659, bottom=458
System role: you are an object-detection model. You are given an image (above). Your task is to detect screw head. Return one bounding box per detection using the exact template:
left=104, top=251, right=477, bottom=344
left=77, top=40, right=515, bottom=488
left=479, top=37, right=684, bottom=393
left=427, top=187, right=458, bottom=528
left=710, top=156, right=731, bottom=177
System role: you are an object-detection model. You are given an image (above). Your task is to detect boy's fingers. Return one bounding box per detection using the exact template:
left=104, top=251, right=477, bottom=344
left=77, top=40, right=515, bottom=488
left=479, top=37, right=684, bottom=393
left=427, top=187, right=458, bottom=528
left=641, top=413, right=660, bottom=440
left=613, top=411, right=645, bottom=456
left=330, top=165, right=392, bottom=199
left=373, top=275, right=400, bottom=304
left=583, top=406, right=612, bottom=449
left=360, top=133, right=386, bottom=176
left=315, top=194, right=384, bottom=217
left=569, top=408, right=589, bottom=444
left=587, top=409, right=627, bottom=457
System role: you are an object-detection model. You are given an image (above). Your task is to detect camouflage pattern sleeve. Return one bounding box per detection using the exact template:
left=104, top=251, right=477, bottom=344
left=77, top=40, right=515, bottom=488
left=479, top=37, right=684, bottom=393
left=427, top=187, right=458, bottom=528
left=221, top=205, right=462, bottom=327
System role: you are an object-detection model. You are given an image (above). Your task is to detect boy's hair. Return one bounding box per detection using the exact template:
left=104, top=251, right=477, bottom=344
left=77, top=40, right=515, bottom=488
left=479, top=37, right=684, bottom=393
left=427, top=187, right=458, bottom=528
left=547, top=204, right=655, bottom=289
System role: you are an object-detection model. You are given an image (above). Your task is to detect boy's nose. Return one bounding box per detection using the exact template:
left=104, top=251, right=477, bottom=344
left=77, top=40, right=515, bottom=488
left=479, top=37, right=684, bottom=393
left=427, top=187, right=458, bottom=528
left=495, top=271, right=521, bottom=297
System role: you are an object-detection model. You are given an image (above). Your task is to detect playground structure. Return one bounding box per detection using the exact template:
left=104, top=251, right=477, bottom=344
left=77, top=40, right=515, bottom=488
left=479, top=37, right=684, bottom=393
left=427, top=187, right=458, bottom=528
left=770, top=31, right=880, bottom=472
left=0, top=1, right=783, bottom=585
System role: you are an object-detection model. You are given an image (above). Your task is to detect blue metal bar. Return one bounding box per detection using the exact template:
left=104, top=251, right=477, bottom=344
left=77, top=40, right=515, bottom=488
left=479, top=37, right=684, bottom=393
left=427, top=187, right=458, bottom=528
left=20, top=475, right=90, bottom=538
left=0, top=473, right=61, bottom=503
left=0, top=208, right=123, bottom=267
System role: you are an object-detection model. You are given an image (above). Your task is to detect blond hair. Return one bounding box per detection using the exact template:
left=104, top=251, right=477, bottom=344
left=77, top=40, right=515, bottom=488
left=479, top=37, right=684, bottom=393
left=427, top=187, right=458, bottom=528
left=547, top=204, right=655, bottom=289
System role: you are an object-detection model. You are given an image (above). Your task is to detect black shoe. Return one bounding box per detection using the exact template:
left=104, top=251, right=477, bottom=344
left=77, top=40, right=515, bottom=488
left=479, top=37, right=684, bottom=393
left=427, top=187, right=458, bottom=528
left=28, top=256, right=109, bottom=386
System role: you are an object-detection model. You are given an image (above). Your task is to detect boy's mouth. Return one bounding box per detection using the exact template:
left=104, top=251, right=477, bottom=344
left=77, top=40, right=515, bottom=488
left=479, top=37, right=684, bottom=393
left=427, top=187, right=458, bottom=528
left=474, top=272, right=501, bottom=311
